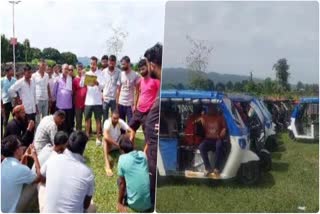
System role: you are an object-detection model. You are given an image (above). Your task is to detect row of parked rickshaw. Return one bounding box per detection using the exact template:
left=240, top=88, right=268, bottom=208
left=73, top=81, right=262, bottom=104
left=157, top=90, right=319, bottom=185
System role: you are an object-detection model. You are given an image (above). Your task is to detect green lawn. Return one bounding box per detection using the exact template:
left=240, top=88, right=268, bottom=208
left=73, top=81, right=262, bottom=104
left=84, top=127, right=145, bottom=213
left=156, top=133, right=319, bottom=213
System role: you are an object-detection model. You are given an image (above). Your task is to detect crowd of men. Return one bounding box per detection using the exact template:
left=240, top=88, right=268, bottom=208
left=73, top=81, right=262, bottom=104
left=1, top=43, right=163, bottom=213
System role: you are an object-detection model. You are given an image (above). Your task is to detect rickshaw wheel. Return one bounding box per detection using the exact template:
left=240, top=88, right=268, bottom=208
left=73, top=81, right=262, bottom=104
left=265, top=136, right=278, bottom=152
left=237, top=161, right=260, bottom=185
left=258, top=149, right=272, bottom=171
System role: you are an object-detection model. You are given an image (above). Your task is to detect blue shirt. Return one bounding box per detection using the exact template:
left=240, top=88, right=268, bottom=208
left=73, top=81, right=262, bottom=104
left=118, top=151, right=151, bottom=212
left=1, top=76, right=16, bottom=104
left=1, top=157, right=37, bottom=213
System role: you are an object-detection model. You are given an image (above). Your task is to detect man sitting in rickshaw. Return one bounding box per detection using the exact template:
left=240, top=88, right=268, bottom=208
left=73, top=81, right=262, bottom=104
left=194, top=105, right=227, bottom=178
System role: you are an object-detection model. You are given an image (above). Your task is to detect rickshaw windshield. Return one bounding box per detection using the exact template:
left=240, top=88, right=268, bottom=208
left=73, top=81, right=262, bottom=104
left=250, top=101, right=265, bottom=124
left=223, top=98, right=246, bottom=129
left=256, top=100, right=272, bottom=121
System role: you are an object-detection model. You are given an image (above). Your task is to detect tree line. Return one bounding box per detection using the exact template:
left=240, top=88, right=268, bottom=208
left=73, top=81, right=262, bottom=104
left=1, top=34, right=78, bottom=66
left=170, top=35, right=319, bottom=97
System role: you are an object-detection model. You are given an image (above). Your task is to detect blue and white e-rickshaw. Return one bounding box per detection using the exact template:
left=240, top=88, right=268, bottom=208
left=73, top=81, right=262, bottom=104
left=288, top=97, right=319, bottom=141
left=158, top=90, right=261, bottom=185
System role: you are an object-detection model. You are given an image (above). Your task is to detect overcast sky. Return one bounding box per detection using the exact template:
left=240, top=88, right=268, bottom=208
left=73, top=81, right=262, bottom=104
left=163, top=1, right=319, bottom=84
left=0, top=0, right=164, bottom=62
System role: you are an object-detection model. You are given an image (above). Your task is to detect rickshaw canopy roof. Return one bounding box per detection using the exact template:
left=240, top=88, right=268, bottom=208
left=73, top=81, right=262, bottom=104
left=300, top=97, right=319, bottom=104
left=161, top=90, right=224, bottom=100
left=228, top=94, right=253, bottom=102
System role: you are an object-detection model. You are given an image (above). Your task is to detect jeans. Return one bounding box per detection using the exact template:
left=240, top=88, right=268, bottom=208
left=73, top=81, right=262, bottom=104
left=103, top=100, right=116, bottom=123
left=118, top=104, right=133, bottom=123
left=3, top=102, right=13, bottom=128
left=75, top=108, right=84, bottom=131
left=146, top=143, right=157, bottom=207
left=36, top=100, right=48, bottom=126
left=199, top=138, right=223, bottom=172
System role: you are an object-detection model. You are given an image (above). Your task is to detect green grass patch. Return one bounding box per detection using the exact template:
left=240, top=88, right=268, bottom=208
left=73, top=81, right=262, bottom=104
left=156, top=133, right=319, bottom=213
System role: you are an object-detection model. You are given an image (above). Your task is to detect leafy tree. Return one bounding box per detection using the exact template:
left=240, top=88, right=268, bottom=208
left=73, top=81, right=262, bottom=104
left=106, top=26, right=128, bottom=59
left=30, top=48, right=42, bottom=59
left=296, top=81, right=304, bottom=92
left=216, top=82, right=225, bottom=91
left=273, top=58, right=290, bottom=92
left=1, top=34, right=11, bottom=63
left=226, top=81, right=233, bottom=91
left=233, top=82, right=244, bottom=91
left=60, top=52, right=78, bottom=65
left=42, top=47, right=61, bottom=62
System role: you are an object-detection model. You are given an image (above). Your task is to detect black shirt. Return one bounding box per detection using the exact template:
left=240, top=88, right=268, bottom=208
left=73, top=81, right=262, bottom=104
left=4, top=118, right=34, bottom=146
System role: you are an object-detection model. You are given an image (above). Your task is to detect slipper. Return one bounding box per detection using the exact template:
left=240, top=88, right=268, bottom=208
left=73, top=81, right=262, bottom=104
left=105, top=168, right=113, bottom=177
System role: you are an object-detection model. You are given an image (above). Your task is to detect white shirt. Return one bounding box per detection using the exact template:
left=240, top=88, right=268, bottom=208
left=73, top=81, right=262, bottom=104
left=1, top=157, right=37, bottom=213
left=102, top=67, right=121, bottom=102
left=41, top=149, right=94, bottom=213
left=48, top=76, right=58, bottom=101
left=104, top=118, right=130, bottom=142
left=80, top=69, right=104, bottom=106
left=34, top=115, right=58, bottom=153
left=117, top=70, right=139, bottom=106
left=32, top=71, right=49, bottom=101
left=8, top=77, right=37, bottom=114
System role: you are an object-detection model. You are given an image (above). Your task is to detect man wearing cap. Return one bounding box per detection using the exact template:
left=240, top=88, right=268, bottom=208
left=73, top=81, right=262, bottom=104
left=4, top=105, right=35, bottom=147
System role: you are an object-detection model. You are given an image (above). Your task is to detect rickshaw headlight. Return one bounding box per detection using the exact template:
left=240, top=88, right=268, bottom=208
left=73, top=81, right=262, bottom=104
left=238, top=138, right=247, bottom=149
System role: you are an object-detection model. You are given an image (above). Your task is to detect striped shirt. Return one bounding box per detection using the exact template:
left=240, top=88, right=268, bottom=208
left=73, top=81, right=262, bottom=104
left=34, top=115, right=58, bottom=153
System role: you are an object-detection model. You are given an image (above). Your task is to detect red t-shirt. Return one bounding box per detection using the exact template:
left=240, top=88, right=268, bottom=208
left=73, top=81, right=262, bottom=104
left=73, top=77, right=87, bottom=110
left=137, top=77, right=160, bottom=113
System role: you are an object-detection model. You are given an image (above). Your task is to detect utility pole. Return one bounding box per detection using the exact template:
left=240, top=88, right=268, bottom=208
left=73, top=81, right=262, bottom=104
left=9, top=0, right=21, bottom=77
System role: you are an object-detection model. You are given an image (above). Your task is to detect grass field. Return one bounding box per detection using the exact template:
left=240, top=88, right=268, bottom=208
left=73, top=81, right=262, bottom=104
left=156, top=133, right=319, bottom=213
left=84, top=129, right=145, bottom=213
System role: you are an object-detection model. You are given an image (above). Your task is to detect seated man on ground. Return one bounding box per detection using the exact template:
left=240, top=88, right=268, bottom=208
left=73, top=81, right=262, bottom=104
left=41, top=131, right=96, bottom=213
left=195, top=105, right=227, bottom=178
left=117, top=135, right=152, bottom=213
left=103, top=111, right=135, bottom=177
left=4, top=104, right=35, bottom=146
left=1, top=136, right=42, bottom=213
left=35, top=131, right=69, bottom=213
left=34, top=110, right=65, bottom=153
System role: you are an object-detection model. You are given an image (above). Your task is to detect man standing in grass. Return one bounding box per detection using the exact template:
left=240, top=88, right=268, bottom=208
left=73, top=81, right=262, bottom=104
left=143, top=43, right=162, bottom=207
left=1, top=66, right=16, bottom=131
left=9, top=64, right=37, bottom=122
left=73, top=63, right=87, bottom=131
left=129, top=59, right=160, bottom=132
left=32, top=59, right=51, bottom=125
left=117, top=135, right=151, bottom=213
left=53, top=64, right=74, bottom=134
left=103, top=111, right=135, bottom=176
left=80, top=56, right=105, bottom=146
left=116, top=56, right=140, bottom=123
left=102, top=55, right=121, bottom=123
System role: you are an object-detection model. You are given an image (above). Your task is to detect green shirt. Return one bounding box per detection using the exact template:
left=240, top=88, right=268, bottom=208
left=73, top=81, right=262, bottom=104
left=118, top=150, right=151, bottom=212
